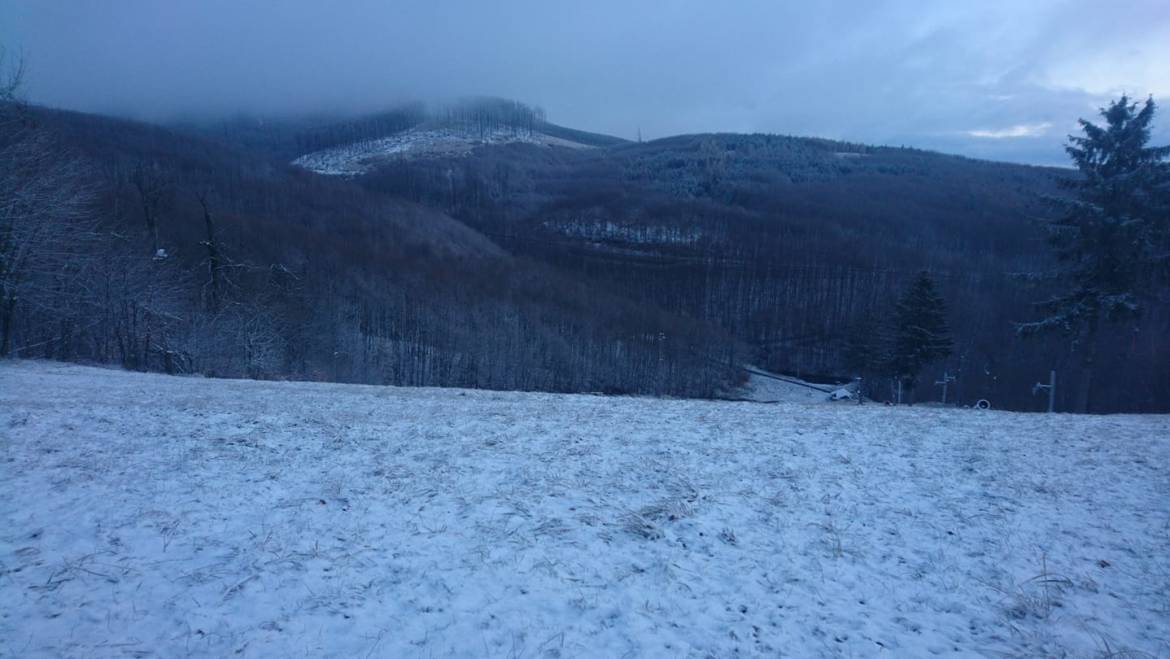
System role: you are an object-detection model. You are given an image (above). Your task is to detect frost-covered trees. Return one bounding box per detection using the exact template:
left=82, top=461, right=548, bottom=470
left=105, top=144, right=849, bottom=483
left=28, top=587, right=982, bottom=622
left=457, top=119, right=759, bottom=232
left=0, top=53, right=98, bottom=356
left=1020, top=96, right=1170, bottom=411
left=888, top=272, right=953, bottom=398
left=1, top=49, right=193, bottom=369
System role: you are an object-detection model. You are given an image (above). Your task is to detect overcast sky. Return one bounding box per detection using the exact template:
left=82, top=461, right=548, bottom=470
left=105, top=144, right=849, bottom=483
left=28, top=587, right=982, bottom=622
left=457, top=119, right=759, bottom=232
left=3, top=0, right=1168, bottom=165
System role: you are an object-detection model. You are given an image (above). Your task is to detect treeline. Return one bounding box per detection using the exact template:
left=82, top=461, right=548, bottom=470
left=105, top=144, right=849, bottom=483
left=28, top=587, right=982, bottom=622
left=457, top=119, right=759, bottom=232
left=182, top=97, right=549, bottom=160
left=439, top=97, right=547, bottom=138
left=180, top=104, right=427, bottom=160
left=290, top=103, right=427, bottom=155
left=0, top=100, right=740, bottom=396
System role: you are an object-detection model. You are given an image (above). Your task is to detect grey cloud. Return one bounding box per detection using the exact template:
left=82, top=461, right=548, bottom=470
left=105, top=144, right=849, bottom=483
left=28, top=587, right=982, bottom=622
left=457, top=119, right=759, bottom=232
left=2, top=0, right=1167, bottom=165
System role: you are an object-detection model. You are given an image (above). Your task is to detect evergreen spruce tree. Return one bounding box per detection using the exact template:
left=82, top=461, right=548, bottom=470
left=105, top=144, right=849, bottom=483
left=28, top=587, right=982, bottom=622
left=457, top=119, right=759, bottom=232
left=1019, top=95, right=1170, bottom=412
left=889, top=272, right=953, bottom=399
left=843, top=314, right=885, bottom=375
left=843, top=312, right=890, bottom=398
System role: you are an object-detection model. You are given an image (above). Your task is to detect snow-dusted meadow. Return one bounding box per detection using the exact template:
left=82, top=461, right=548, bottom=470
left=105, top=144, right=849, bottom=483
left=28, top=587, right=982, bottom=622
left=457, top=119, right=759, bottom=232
left=2, top=361, right=1168, bottom=658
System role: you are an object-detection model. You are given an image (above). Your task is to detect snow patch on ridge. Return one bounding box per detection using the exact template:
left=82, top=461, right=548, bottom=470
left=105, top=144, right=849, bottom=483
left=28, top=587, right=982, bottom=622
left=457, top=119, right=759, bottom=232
left=293, top=126, right=592, bottom=175
left=544, top=219, right=706, bottom=245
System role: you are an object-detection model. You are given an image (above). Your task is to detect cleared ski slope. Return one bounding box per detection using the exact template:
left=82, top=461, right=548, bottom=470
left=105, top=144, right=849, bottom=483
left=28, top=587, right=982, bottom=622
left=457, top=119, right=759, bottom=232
left=2, top=361, right=1168, bottom=657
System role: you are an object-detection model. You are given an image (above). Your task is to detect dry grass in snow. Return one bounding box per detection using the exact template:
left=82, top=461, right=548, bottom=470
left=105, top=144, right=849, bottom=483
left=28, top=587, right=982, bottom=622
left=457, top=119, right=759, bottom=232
left=1, top=361, right=1168, bottom=657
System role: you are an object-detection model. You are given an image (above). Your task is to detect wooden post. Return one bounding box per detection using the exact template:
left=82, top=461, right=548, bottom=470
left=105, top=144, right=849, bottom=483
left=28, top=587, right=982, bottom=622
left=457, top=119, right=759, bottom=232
left=1033, top=370, right=1057, bottom=413
left=934, top=371, right=956, bottom=405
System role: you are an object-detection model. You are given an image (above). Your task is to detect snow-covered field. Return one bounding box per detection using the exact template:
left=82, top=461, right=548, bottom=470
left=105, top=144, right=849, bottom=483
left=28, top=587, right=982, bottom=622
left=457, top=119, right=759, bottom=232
left=2, top=361, right=1168, bottom=658
left=293, top=127, right=591, bottom=175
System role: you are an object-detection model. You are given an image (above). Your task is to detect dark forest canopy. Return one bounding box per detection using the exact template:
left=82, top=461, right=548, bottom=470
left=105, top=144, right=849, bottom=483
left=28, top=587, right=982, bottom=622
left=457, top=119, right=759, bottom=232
left=3, top=95, right=1168, bottom=412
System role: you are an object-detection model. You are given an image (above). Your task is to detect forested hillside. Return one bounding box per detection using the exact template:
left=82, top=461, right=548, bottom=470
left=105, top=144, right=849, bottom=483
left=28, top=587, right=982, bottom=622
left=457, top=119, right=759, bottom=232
left=349, top=106, right=1169, bottom=411
left=4, top=96, right=1167, bottom=411
left=0, top=101, right=737, bottom=396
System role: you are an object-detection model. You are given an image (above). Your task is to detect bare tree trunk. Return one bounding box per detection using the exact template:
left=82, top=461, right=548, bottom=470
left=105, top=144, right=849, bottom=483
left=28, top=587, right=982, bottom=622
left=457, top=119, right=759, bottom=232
left=1075, top=318, right=1099, bottom=414
left=137, top=189, right=159, bottom=255
left=0, top=295, right=15, bottom=356
left=197, top=192, right=223, bottom=312
left=132, top=162, right=168, bottom=256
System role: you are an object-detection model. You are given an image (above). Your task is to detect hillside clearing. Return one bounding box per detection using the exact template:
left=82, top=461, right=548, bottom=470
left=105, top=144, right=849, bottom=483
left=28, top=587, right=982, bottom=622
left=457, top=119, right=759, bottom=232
left=292, top=126, right=591, bottom=175
left=1, top=361, right=1168, bottom=657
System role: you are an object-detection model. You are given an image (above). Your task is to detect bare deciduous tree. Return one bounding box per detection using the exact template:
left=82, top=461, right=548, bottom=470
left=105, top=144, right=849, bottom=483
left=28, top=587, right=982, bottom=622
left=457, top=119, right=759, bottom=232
left=195, top=190, right=225, bottom=313
left=0, top=47, right=23, bottom=103
left=130, top=161, right=170, bottom=257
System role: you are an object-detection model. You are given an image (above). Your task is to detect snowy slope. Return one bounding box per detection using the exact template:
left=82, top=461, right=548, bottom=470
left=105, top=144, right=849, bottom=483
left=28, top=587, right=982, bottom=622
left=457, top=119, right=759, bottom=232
left=2, top=361, right=1168, bottom=658
left=728, top=367, right=842, bottom=403
left=293, top=126, right=592, bottom=176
